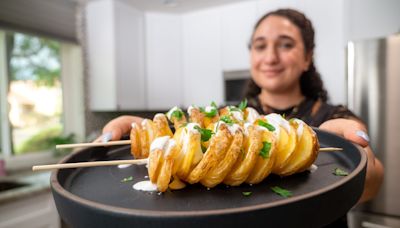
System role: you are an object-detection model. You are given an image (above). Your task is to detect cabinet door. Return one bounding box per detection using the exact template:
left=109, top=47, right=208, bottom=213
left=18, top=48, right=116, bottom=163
left=86, top=0, right=146, bottom=111
left=182, top=8, right=223, bottom=107
left=220, top=1, right=257, bottom=71
left=145, top=13, right=183, bottom=110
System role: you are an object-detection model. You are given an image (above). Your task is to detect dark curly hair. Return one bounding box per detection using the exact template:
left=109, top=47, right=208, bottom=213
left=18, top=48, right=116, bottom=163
left=244, top=8, right=329, bottom=102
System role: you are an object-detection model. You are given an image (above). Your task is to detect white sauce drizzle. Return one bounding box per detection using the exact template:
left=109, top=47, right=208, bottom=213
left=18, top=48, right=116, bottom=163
left=187, top=105, right=197, bottom=116
left=245, top=107, right=260, bottom=123
left=133, top=181, right=158, bottom=192
left=166, top=106, right=180, bottom=120
left=265, top=113, right=290, bottom=132
left=307, top=164, right=318, bottom=173
left=231, top=110, right=243, bottom=121
left=243, top=123, right=252, bottom=136
left=118, top=164, right=132, bottom=169
left=205, top=106, right=216, bottom=113
left=292, top=118, right=304, bottom=139
left=186, top=123, right=201, bottom=133
left=150, top=136, right=170, bottom=152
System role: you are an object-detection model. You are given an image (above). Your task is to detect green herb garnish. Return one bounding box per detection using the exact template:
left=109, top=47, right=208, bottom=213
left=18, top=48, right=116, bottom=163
left=238, top=98, right=248, bottom=111
left=121, top=176, right=133, bottom=183
left=229, top=106, right=241, bottom=112
left=194, top=126, right=214, bottom=142
left=242, top=191, right=252, bottom=196
left=220, top=115, right=234, bottom=125
left=168, top=109, right=184, bottom=120
left=333, top=168, right=349, bottom=176
left=271, top=186, right=292, bottom=198
left=211, top=101, right=218, bottom=108
left=259, top=141, right=272, bottom=158
left=257, top=119, right=275, bottom=131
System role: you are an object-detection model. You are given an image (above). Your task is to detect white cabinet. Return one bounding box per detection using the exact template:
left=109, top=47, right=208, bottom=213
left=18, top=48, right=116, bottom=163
left=0, top=191, right=60, bottom=228
left=86, top=0, right=146, bottom=111
left=145, top=13, right=183, bottom=110
left=182, top=8, right=223, bottom=107
left=220, top=1, right=257, bottom=71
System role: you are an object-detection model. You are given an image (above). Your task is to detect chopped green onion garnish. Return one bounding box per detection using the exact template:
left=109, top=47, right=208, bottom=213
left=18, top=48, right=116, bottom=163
left=121, top=176, right=133, bottom=183
left=259, top=141, right=272, bottom=158
left=194, top=126, right=214, bottom=142
left=333, top=168, right=349, bottom=176
left=220, top=115, right=234, bottom=125
left=242, top=191, right=252, bottom=196
left=257, top=120, right=275, bottom=131
left=170, top=109, right=183, bottom=120
left=238, top=98, right=248, bottom=111
left=271, top=186, right=292, bottom=197
left=211, top=101, right=218, bottom=108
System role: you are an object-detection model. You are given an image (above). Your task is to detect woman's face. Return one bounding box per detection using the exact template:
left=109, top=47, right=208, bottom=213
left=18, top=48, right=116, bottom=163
left=250, top=15, right=311, bottom=94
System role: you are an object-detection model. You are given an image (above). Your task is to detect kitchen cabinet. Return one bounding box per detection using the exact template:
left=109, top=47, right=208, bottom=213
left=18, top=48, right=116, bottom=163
left=220, top=1, right=257, bottom=71
left=145, top=13, right=183, bottom=110
left=0, top=191, right=60, bottom=228
left=182, top=8, right=223, bottom=107
left=86, top=0, right=146, bottom=111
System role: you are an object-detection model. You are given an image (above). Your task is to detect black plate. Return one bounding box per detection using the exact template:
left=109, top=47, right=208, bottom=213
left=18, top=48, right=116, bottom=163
left=51, top=129, right=366, bottom=228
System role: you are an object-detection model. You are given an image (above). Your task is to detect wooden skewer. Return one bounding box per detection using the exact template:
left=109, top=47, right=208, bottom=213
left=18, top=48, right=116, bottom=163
left=32, top=158, right=148, bottom=171
left=55, top=140, right=131, bottom=149
left=56, top=141, right=342, bottom=152
left=319, top=147, right=343, bottom=152
left=33, top=147, right=343, bottom=171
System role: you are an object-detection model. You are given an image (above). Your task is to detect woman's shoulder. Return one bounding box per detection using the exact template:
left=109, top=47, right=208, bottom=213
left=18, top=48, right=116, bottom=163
left=308, top=99, right=363, bottom=126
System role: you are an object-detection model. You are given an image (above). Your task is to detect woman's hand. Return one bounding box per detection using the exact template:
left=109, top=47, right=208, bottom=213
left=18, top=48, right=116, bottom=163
left=319, top=118, right=384, bottom=203
left=94, top=115, right=144, bottom=142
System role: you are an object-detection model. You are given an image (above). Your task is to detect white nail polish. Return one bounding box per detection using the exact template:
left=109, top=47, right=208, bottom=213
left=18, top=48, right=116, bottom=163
left=102, top=132, right=113, bottom=143
left=356, top=130, right=370, bottom=142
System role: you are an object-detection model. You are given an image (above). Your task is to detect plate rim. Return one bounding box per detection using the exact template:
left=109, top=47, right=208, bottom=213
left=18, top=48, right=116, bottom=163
left=51, top=129, right=367, bottom=218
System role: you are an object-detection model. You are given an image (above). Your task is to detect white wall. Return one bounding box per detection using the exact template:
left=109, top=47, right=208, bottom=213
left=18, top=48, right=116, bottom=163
left=145, top=12, right=183, bottom=109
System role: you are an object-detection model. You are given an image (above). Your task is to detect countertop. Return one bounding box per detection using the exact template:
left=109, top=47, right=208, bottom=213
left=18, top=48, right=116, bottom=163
left=0, top=171, right=52, bottom=204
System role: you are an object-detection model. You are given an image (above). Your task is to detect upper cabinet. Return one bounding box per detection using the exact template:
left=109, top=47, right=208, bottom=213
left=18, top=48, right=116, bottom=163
left=86, top=0, right=146, bottom=111
left=145, top=13, right=183, bottom=110
left=182, top=8, right=223, bottom=107
left=220, top=2, right=257, bottom=71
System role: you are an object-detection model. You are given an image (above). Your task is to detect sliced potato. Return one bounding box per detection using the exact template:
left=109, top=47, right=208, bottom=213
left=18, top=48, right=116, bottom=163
left=188, top=107, right=205, bottom=127
left=153, top=113, right=173, bottom=138
left=166, top=107, right=187, bottom=130
left=223, top=125, right=263, bottom=186
left=277, top=120, right=319, bottom=176
left=246, top=129, right=277, bottom=184
left=175, top=130, right=202, bottom=180
left=186, top=125, right=232, bottom=184
left=200, top=129, right=243, bottom=188
left=130, top=123, right=142, bottom=158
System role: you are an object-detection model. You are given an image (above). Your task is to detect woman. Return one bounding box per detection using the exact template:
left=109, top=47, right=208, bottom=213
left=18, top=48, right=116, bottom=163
left=98, top=8, right=383, bottom=224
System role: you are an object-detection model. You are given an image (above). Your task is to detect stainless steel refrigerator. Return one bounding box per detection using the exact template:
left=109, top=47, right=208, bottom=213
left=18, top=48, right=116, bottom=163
left=347, top=33, right=400, bottom=228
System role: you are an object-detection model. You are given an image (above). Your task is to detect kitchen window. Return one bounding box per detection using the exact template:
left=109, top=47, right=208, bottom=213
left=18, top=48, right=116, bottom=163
left=0, top=30, right=85, bottom=171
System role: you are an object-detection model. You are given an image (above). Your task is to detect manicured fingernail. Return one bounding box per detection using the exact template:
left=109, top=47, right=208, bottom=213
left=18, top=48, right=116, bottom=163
left=356, top=130, right=370, bottom=142
left=102, top=132, right=113, bottom=143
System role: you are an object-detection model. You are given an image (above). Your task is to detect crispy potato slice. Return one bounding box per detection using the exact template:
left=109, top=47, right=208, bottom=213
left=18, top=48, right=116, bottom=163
left=246, top=130, right=277, bottom=184
left=223, top=125, right=263, bottom=186
left=186, top=125, right=232, bottom=184
left=156, top=140, right=180, bottom=192
left=153, top=113, right=173, bottom=138
left=148, top=148, right=163, bottom=183
left=169, top=176, right=186, bottom=190
left=200, top=129, right=243, bottom=188
left=188, top=106, right=205, bottom=127
left=166, top=106, right=187, bottom=130
left=175, top=130, right=202, bottom=180
left=130, top=123, right=142, bottom=158
left=278, top=120, right=319, bottom=176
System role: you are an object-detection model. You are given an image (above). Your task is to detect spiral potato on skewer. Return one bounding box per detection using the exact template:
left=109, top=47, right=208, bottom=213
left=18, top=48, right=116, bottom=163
left=130, top=102, right=319, bottom=192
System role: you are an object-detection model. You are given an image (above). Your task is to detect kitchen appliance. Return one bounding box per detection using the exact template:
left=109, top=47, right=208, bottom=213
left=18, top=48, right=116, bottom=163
left=223, top=70, right=251, bottom=105
left=347, top=33, right=400, bottom=228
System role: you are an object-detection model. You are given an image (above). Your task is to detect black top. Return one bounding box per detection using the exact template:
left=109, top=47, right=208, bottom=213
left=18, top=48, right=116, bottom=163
left=247, top=96, right=362, bottom=127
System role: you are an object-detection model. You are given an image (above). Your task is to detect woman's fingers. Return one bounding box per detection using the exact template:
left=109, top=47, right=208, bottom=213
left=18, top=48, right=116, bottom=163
left=319, top=118, right=369, bottom=148
left=93, top=115, right=143, bottom=142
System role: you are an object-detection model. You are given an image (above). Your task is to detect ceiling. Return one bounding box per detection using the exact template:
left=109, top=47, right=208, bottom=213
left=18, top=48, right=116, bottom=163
left=118, top=0, right=248, bottom=13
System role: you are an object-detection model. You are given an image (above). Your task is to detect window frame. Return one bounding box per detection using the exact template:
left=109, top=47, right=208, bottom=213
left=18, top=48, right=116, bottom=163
left=0, top=30, right=85, bottom=172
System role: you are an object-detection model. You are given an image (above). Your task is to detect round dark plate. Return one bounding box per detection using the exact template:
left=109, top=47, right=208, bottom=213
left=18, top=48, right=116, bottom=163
left=51, top=129, right=366, bottom=228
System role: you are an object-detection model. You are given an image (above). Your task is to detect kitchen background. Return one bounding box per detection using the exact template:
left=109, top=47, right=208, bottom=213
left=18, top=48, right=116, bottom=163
left=0, top=0, right=399, bottom=227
